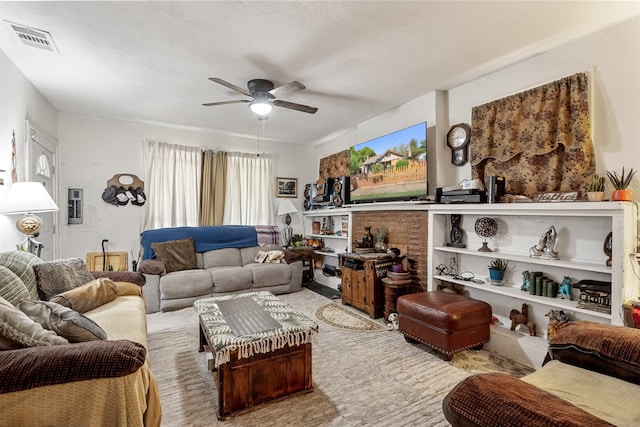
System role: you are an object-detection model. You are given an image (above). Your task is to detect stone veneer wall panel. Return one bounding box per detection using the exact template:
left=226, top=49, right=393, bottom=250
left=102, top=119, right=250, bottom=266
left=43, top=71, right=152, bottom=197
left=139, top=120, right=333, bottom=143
left=352, top=210, right=427, bottom=292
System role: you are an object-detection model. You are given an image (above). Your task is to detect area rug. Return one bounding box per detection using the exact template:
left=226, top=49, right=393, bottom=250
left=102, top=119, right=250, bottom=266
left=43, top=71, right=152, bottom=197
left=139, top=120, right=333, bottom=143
left=451, top=348, right=534, bottom=377
left=315, top=303, right=386, bottom=331
left=147, top=289, right=533, bottom=426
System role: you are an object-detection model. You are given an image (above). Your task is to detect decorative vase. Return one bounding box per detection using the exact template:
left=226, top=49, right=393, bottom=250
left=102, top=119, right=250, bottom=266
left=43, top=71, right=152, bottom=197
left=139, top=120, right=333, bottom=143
left=488, top=269, right=505, bottom=285
left=392, top=264, right=404, bottom=273
left=586, top=191, right=605, bottom=202
left=312, top=221, right=321, bottom=234
left=611, top=189, right=632, bottom=201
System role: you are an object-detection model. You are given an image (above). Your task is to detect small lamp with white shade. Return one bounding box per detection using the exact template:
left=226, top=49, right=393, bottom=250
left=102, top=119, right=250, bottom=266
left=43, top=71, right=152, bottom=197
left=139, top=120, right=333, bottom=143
left=0, top=181, right=59, bottom=256
left=277, top=198, right=298, bottom=247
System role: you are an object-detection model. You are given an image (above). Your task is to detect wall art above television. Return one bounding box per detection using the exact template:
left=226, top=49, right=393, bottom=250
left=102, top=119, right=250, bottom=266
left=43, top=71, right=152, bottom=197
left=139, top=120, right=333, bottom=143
left=349, top=121, right=427, bottom=204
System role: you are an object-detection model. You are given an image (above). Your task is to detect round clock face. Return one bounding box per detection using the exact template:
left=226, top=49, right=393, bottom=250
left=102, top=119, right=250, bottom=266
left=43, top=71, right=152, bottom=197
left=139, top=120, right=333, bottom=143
left=448, top=125, right=469, bottom=148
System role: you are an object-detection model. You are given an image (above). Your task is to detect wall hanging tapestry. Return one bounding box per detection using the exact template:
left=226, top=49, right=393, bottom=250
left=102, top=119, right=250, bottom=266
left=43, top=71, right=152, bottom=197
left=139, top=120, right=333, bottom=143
left=319, top=150, right=349, bottom=179
left=471, top=72, right=594, bottom=199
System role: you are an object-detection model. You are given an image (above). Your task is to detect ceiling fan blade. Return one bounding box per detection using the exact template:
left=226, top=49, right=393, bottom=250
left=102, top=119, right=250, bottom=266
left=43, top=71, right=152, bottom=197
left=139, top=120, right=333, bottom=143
left=273, top=99, right=318, bottom=114
left=208, top=78, right=251, bottom=96
left=269, top=80, right=305, bottom=98
left=202, top=100, right=250, bottom=107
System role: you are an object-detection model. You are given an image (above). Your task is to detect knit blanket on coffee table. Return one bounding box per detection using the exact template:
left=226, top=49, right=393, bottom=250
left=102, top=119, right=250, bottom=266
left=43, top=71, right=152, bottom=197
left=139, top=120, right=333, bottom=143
left=194, top=291, right=318, bottom=368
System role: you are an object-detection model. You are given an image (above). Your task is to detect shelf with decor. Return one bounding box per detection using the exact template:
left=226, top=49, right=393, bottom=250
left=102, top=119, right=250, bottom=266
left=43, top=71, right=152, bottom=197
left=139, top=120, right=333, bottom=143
left=303, top=209, right=352, bottom=289
left=427, top=201, right=639, bottom=368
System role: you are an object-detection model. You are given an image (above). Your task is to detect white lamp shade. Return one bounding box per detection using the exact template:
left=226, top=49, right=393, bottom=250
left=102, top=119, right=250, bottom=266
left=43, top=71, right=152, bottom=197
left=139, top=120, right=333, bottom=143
left=277, top=199, right=297, bottom=216
left=0, top=182, right=59, bottom=214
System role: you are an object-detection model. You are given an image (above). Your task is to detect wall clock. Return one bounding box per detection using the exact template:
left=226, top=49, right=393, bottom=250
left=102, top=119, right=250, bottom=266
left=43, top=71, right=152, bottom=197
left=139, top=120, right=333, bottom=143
left=446, top=123, right=471, bottom=166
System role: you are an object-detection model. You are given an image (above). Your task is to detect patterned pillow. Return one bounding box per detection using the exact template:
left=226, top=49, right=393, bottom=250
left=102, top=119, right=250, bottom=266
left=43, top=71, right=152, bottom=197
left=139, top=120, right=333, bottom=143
left=33, top=258, right=95, bottom=300
left=254, top=251, right=269, bottom=263
left=49, top=278, right=118, bottom=313
left=266, top=250, right=285, bottom=263
left=0, top=266, right=31, bottom=306
left=0, top=296, right=68, bottom=350
left=0, top=251, right=42, bottom=300
left=19, top=300, right=107, bottom=343
left=151, top=238, right=198, bottom=273
left=255, top=250, right=285, bottom=264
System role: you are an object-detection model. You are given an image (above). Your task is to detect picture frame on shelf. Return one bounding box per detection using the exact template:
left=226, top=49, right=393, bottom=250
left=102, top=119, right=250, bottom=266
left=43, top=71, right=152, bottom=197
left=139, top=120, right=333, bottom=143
left=276, top=177, right=297, bottom=198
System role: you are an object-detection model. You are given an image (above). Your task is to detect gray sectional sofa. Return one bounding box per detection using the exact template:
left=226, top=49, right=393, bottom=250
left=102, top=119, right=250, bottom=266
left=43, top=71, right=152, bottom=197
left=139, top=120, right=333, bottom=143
left=139, top=226, right=303, bottom=313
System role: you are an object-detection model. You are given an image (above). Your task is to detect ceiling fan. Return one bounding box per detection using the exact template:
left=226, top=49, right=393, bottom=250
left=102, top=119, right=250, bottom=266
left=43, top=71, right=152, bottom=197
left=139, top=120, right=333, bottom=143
left=203, top=78, right=318, bottom=115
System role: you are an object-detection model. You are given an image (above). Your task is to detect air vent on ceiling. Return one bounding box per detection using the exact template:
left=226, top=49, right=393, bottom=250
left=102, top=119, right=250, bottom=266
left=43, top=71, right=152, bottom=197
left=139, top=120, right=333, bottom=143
left=5, top=21, right=59, bottom=53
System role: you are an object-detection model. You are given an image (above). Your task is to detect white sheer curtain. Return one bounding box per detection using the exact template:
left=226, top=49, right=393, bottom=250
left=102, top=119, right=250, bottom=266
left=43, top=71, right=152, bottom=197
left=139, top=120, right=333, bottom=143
left=223, top=152, right=273, bottom=225
left=143, top=140, right=202, bottom=229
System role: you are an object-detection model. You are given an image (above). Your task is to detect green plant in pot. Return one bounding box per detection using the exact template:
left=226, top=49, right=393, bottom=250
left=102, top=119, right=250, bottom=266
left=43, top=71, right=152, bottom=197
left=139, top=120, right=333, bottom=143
left=488, top=258, right=508, bottom=285
left=586, top=174, right=605, bottom=202
left=606, top=167, right=636, bottom=201
left=291, top=233, right=304, bottom=247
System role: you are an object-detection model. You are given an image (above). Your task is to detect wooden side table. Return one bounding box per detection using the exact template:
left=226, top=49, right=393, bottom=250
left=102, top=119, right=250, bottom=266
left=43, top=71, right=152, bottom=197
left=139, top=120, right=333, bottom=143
left=382, top=278, right=411, bottom=321
left=290, top=248, right=322, bottom=282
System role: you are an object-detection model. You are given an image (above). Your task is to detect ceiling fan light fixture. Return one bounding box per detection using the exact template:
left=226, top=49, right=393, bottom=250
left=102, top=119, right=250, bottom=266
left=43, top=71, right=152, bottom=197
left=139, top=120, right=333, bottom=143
left=250, top=100, right=272, bottom=115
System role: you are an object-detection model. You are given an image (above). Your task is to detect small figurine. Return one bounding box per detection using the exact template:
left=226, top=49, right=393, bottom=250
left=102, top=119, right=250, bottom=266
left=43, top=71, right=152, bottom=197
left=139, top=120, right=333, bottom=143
left=509, top=303, right=535, bottom=336
left=545, top=309, right=570, bottom=340
left=558, top=276, right=572, bottom=299
left=447, top=214, right=466, bottom=248
left=386, top=313, right=399, bottom=331
left=603, top=232, right=612, bottom=267
left=530, top=226, right=559, bottom=259
left=521, top=270, right=530, bottom=291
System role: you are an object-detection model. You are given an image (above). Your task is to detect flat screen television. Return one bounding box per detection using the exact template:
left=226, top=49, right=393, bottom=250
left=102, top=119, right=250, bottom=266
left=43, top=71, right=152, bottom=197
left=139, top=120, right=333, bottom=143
left=349, top=122, right=427, bottom=203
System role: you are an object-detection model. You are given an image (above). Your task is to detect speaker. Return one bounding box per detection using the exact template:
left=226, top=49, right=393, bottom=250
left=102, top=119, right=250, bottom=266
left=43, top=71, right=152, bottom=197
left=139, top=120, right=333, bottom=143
left=303, top=183, right=317, bottom=211
left=313, top=178, right=335, bottom=204
left=331, top=176, right=350, bottom=207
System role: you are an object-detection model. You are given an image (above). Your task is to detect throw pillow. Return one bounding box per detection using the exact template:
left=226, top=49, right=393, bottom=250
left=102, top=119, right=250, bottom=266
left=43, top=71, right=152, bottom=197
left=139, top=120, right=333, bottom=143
left=0, top=251, right=42, bottom=300
left=115, top=281, right=143, bottom=297
left=0, top=296, right=68, bottom=350
left=33, top=258, right=95, bottom=301
left=266, top=250, right=285, bottom=263
left=0, top=266, right=31, bottom=307
left=19, top=300, right=108, bottom=342
left=151, top=238, right=198, bottom=273
left=254, top=250, right=284, bottom=264
left=254, top=251, right=269, bottom=264
left=49, top=278, right=118, bottom=313
left=137, top=259, right=166, bottom=275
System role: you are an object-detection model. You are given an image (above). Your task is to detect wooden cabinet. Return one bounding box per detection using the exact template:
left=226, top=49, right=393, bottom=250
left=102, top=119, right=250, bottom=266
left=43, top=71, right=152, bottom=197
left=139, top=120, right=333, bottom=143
left=339, top=253, right=393, bottom=318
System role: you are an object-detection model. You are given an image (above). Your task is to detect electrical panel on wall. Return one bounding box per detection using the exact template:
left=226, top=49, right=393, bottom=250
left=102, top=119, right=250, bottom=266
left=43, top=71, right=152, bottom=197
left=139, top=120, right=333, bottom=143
left=68, top=188, right=83, bottom=224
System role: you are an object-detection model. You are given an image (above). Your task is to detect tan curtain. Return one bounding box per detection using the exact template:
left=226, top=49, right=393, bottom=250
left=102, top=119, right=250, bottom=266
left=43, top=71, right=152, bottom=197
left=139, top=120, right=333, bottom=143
left=199, top=150, right=227, bottom=226
left=470, top=72, right=594, bottom=198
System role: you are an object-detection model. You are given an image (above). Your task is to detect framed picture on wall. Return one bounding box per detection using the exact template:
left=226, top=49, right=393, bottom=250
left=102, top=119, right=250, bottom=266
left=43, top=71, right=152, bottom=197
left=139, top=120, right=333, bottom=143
left=276, top=177, right=297, bottom=198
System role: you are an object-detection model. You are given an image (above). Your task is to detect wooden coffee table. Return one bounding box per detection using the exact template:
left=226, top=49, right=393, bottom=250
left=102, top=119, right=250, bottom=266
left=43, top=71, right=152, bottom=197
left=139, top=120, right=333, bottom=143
left=195, top=291, right=317, bottom=419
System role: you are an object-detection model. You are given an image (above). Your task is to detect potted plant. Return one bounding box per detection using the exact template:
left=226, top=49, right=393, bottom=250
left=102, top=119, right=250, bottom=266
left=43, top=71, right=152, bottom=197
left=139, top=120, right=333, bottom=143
left=374, top=226, right=387, bottom=252
left=291, top=233, right=304, bottom=248
left=586, top=174, right=605, bottom=202
left=488, top=258, right=508, bottom=285
left=606, top=167, right=636, bottom=201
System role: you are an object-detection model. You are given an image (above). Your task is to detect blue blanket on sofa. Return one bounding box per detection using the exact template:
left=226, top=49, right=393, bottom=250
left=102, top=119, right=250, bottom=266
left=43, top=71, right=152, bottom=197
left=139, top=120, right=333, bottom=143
left=141, top=226, right=259, bottom=259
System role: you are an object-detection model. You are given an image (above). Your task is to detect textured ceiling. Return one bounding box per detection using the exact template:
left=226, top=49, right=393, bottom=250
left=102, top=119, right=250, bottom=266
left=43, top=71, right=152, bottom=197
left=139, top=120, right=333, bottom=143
left=0, top=1, right=637, bottom=145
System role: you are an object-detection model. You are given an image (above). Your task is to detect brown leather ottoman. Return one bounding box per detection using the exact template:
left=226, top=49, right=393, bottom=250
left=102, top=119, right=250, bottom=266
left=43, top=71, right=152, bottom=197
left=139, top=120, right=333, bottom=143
left=397, top=291, right=492, bottom=360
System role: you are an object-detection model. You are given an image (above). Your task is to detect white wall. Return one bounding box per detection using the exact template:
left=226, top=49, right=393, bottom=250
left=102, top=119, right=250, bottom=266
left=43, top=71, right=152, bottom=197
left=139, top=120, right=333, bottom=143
left=0, top=50, right=58, bottom=253
left=57, top=113, right=315, bottom=261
